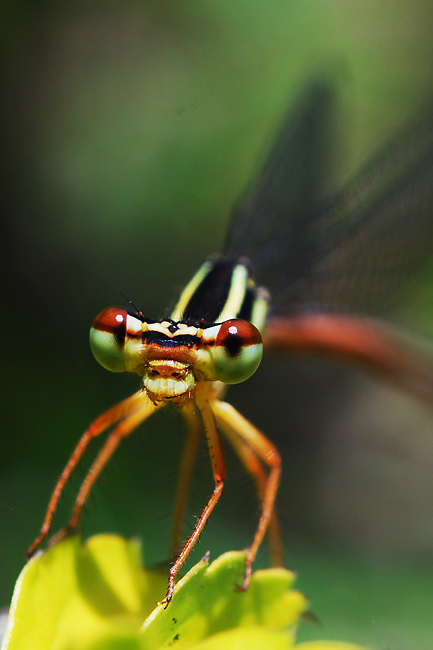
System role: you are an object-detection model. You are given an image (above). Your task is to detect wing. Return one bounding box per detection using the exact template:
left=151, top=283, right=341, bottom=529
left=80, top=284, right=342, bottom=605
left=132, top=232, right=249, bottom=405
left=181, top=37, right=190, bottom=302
left=224, top=80, right=337, bottom=298
left=225, top=79, right=433, bottom=404
left=224, top=81, right=433, bottom=317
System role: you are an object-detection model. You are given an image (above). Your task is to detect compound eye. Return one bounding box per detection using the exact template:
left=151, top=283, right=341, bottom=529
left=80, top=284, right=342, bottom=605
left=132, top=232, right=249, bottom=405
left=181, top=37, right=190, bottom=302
left=89, top=307, right=128, bottom=372
left=213, top=319, right=263, bottom=384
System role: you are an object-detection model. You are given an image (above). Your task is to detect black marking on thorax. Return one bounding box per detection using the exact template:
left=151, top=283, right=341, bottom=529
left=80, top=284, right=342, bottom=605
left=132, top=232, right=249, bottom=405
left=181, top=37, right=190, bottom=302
left=182, top=258, right=237, bottom=325
left=182, top=257, right=258, bottom=326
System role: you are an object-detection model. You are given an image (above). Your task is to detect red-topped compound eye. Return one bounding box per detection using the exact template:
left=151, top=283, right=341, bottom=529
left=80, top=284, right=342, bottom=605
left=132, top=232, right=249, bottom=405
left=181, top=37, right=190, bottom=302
left=213, top=319, right=263, bottom=384
left=90, top=307, right=128, bottom=372
left=93, top=307, right=127, bottom=341
left=216, top=319, right=262, bottom=356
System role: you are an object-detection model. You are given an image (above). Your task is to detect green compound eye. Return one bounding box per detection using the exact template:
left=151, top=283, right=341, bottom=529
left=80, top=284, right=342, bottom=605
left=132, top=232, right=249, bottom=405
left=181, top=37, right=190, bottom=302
left=89, top=307, right=128, bottom=372
left=213, top=319, right=263, bottom=384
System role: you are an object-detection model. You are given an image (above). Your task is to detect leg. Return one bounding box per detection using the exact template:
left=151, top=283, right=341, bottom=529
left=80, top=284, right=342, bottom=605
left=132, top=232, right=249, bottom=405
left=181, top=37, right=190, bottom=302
left=27, top=390, right=158, bottom=558
left=51, top=393, right=161, bottom=547
left=160, top=389, right=226, bottom=606
left=171, top=404, right=203, bottom=558
left=216, top=417, right=283, bottom=567
left=211, top=399, right=281, bottom=591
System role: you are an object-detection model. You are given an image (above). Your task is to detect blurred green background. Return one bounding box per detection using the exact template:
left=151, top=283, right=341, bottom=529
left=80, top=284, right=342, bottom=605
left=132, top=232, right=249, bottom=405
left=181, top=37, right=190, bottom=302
left=2, top=2, right=433, bottom=648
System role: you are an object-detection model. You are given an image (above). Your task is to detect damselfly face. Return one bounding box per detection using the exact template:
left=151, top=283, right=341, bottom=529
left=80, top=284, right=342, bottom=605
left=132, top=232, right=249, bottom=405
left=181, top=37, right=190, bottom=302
left=89, top=258, right=266, bottom=403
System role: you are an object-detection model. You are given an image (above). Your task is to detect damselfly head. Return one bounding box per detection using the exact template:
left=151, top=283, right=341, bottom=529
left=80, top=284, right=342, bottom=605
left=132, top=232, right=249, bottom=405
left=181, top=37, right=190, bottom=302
left=89, top=304, right=264, bottom=401
left=89, top=308, right=198, bottom=397
left=89, top=255, right=267, bottom=402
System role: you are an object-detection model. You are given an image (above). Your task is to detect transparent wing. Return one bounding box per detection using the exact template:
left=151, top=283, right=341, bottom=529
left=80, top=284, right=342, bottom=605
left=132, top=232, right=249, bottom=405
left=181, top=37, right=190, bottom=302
left=224, top=81, right=336, bottom=290
left=224, top=81, right=433, bottom=317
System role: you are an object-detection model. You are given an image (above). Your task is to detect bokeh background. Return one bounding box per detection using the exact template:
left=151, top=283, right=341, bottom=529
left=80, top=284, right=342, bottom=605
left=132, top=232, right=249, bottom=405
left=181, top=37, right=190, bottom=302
left=2, top=2, right=433, bottom=648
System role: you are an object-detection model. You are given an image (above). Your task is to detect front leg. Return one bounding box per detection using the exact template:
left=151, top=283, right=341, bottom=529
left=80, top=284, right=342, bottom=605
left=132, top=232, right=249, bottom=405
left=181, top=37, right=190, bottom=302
left=216, top=414, right=284, bottom=568
left=160, top=386, right=226, bottom=606
left=211, top=399, right=281, bottom=591
left=47, top=394, right=162, bottom=549
left=27, top=390, right=155, bottom=559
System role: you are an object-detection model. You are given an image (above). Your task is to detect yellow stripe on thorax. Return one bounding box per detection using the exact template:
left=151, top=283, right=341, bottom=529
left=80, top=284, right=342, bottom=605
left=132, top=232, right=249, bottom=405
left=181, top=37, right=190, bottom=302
left=250, top=287, right=269, bottom=333
left=217, top=263, right=248, bottom=322
left=170, top=260, right=214, bottom=321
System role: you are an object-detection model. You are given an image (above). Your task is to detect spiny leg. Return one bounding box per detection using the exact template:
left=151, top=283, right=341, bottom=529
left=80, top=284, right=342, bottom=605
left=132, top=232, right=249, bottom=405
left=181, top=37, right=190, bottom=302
left=216, top=416, right=283, bottom=568
left=211, top=399, right=281, bottom=591
left=27, top=391, right=158, bottom=559
left=171, top=404, right=203, bottom=558
left=160, top=389, right=226, bottom=606
left=48, top=393, right=162, bottom=548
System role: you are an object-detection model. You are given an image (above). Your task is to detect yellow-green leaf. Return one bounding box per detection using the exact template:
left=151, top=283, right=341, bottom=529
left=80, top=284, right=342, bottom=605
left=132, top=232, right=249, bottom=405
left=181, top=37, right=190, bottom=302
left=140, top=550, right=306, bottom=649
left=2, top=535, right=166, bottom=650
left=1, top=534, right=369, bottom=650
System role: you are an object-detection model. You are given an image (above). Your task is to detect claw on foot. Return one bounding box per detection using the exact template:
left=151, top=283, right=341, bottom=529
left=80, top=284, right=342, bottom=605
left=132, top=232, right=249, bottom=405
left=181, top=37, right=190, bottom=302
left=26, top=533, right=46, bottom=561
left=157, top=595, right=172, bottom=610
left=158, top=576, right=175, bottom=608
left=27, top=525, right=79, bottom=561
left=47, top=525, right=78, bottom=550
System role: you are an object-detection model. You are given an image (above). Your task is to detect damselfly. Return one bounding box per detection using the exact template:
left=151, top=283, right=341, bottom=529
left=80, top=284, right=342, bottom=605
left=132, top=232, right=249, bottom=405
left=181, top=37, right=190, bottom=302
left=28, top=82, right=433, bottom=605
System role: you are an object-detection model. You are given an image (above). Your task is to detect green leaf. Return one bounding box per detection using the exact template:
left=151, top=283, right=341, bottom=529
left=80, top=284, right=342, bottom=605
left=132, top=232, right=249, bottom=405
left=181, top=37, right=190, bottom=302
left=1, top=535, right=368, bottom=650
left=2, top=535, right=166, bottom=650
left=140, top=550, right=306, bottom=649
